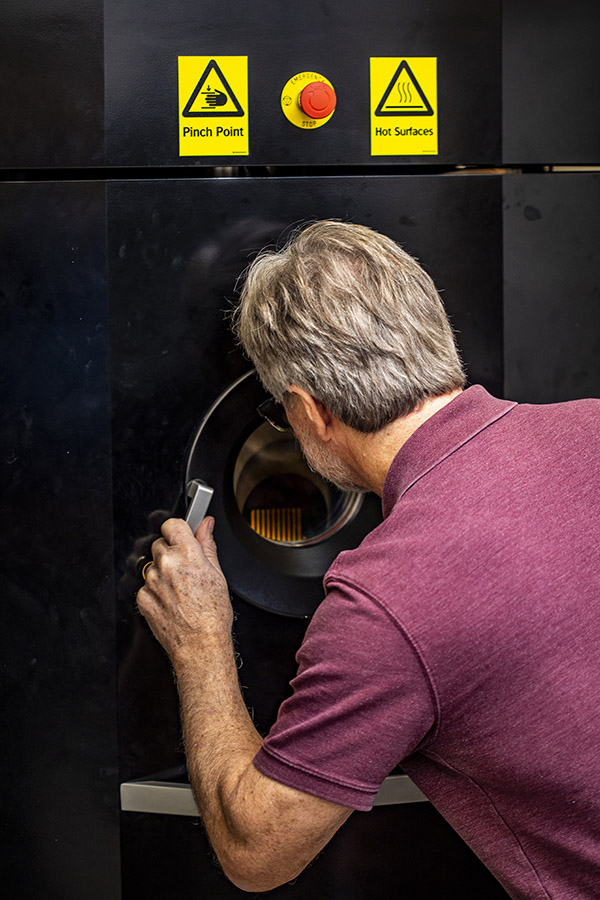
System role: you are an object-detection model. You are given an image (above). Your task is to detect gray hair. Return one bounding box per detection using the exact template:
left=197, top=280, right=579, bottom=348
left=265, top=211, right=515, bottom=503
left=232, top=220, right=466, bottom=432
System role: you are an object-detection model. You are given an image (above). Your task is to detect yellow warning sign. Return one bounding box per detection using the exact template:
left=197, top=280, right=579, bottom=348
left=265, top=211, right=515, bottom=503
left=178, top=56, right=248, bottom=157
left=370, top=58, right=437, bottom=156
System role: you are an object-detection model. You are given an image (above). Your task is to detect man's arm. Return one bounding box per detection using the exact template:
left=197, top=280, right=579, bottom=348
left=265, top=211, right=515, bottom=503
left=137, top=517, right=352, bottom=893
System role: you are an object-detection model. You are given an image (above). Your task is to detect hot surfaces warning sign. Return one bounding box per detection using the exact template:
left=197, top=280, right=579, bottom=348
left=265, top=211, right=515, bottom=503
left=178, top=56, right=249, bottom=156
left=370, top=58, right=437, bottom=156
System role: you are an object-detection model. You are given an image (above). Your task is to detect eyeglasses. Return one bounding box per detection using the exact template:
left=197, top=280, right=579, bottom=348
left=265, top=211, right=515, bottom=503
left=257, top=397, right=291, bottom=432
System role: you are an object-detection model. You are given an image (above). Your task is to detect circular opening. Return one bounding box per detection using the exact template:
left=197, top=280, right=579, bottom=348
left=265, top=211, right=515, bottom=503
left=233, top=422, right=362, bottom=546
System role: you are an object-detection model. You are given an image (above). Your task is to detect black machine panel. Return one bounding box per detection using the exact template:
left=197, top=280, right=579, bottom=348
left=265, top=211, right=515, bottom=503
left=0, top=182, right=120, bottom=899
left=503, top=0, right=600, bottom=165
left=503, top=173, right=600, bottom=402
left=0, top=0, right=104, bottom=169
left=3, top=1, right=600, bottom=170
left=105, top=0, right=502, bottom=167
left=121, top=803, right=509, bottom=900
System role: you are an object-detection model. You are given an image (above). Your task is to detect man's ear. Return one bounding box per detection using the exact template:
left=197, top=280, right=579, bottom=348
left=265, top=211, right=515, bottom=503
left=288, top=385, right=333, bottom=440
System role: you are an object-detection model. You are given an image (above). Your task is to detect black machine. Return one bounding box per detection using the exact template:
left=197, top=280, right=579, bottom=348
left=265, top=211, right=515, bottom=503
left=2, top=2, right=599, bottom=898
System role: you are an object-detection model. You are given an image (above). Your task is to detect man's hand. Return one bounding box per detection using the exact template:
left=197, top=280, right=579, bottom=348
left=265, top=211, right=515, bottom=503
left=137, top=517, right=231, bottom=664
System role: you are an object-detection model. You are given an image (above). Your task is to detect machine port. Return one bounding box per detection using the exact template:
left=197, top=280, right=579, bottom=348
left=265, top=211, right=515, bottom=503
left=233, top=422, right=362, bottom=545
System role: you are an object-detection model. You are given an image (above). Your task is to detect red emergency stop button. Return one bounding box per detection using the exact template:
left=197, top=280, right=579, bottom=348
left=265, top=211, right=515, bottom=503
left=299, top=81, right=337, bottom=119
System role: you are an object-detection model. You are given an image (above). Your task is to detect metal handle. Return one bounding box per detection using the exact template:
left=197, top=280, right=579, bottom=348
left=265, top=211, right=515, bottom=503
left=120, top=774, right=427, bottom=816
left=185, top=479, right=214, bottom=534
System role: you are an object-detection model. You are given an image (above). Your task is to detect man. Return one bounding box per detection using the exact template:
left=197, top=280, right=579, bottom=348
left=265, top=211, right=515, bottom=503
left=137, top=221, right=600, bottom=898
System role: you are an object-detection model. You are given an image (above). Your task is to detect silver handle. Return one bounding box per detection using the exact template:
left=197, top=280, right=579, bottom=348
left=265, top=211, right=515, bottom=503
left=185, top=479, right=214, bottom=534
left=120, top=774, right=427, bottom=817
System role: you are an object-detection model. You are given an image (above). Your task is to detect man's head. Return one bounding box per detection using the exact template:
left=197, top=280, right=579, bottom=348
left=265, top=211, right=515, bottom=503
left=233, top=220, right=465, bottom=433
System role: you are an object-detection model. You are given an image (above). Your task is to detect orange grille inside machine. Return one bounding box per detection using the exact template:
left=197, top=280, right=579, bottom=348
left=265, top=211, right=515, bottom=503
left=249, top=507, right=303, bottom=542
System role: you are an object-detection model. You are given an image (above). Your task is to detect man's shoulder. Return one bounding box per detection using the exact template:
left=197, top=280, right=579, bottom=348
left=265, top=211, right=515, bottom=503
left=510, top=394, right=600, bottom=435
left=324, top=511, right=418, bottom=599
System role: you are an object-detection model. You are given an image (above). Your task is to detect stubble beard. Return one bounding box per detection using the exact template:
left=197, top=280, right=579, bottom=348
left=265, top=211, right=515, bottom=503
left=293, top=420, right=368, bottom=495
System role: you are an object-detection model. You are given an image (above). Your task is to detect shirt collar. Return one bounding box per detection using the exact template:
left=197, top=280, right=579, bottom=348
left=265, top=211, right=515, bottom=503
left=382, top=386, right=517, bottom=517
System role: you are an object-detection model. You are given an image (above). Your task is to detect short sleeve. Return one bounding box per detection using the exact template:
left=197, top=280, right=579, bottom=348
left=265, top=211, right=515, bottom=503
left=253, top=580, right=436, bottom=810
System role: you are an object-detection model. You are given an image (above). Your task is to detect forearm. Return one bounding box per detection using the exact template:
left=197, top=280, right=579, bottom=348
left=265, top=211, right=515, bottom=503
left=174, top=634, right=347, bottom=893
left=173, top=633, right=263, bottom=854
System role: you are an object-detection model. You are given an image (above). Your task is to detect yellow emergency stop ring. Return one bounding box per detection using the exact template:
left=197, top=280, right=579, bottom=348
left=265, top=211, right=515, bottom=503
left=280, top=71, right=336, bottom=129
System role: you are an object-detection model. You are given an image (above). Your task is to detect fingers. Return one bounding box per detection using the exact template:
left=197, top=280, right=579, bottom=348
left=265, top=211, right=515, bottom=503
left=140, top=516, right=224, bottom=603
left=149, top=535, right=167, bottom=558
left=143, top=518, right=205, bottom=582
left=195, top=517, right=222, bottom=571
left=161, top=516, right=197, bottom=544
left=194, top=516, right=214, bottom=541
left=146, top=517, right=214, bottom=575
left=161, top=515, right=220, bottom=562
left=141, top=532, right=174, bottom=594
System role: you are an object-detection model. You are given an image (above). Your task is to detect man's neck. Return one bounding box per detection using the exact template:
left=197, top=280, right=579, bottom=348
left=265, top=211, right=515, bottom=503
left=341, top=390, right=463, bottom=496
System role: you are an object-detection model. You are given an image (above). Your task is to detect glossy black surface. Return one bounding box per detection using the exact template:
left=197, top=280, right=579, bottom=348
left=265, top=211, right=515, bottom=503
left=503, top=1, right=600, bottom=164
left=0, top=182, right=120, bottom=898
left=121, top=803, right=510, bottom=899
left=4, top=1, right=600, bottom=171
left=0, top=0, right=104, bottom=168
left=105, top=0, right=501, bottom=166
left=503, top=173, right=600, bottom=401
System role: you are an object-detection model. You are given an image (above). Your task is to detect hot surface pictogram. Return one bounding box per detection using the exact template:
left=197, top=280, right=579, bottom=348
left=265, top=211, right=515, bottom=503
left=370, top=57, right=438, bottom=156
left=375, top=60, right=434, bottom=117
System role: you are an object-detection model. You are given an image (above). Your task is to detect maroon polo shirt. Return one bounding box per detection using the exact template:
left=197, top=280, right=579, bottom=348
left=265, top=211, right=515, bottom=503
left=254, top=386, right=600, bottom=899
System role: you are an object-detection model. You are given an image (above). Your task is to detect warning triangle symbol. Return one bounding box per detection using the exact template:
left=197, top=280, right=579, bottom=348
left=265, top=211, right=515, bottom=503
left=182, top=59, right=244, bottom=117
left=375, top=60, right=433, bottom=117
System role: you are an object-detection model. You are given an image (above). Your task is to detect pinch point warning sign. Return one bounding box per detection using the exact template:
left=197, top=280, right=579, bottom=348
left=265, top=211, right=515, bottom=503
left=178, top=56, right=249, bottom=157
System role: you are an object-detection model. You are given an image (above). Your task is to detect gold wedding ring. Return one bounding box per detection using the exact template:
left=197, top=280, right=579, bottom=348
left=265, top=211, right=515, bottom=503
left=141, top=560, right=154, bottom=580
